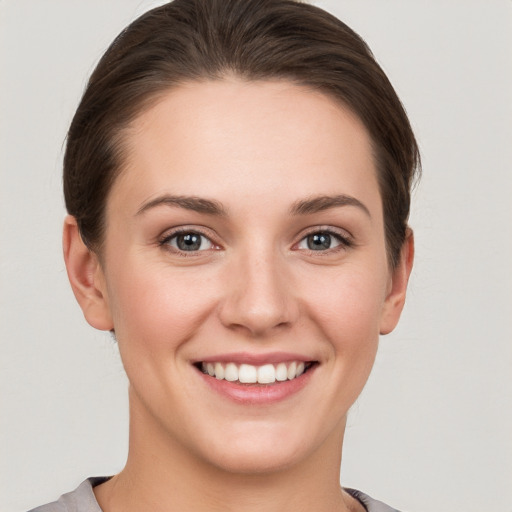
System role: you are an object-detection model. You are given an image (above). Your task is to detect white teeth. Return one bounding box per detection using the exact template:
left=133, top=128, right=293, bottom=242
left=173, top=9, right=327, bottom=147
left=214, top=362, right=225, bottom=380
left=239, top=364, right=258, bottom=383
left=200, top=360, right=311, bottom=384
left=257, top=364, right=276, bottom=384
left=287, top=361, right=297, bottom=380
left=224, top=363, right=238, bottom=382
left=275, top=363, right=288, bottom=381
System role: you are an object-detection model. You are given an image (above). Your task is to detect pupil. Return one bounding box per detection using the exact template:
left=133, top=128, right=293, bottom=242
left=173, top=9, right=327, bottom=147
left=308, top=233, right=331, bottom=250
left=178, top=233, right=202, bottom=251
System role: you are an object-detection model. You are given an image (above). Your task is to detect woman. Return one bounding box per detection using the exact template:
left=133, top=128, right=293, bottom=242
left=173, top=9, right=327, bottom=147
left=30, top=0, right=419, bottom=510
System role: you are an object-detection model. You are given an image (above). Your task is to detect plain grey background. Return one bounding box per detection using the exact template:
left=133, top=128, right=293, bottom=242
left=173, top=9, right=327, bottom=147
left=1, top=1, right=511, bottom=511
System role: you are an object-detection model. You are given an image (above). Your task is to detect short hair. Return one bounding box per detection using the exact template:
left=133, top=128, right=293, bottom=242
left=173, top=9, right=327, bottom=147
left=64, top=0, right=420, bottom=267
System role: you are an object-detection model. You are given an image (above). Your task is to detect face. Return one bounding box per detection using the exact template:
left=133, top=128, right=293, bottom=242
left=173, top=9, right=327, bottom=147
left=72, top=79, right=411, bottom=474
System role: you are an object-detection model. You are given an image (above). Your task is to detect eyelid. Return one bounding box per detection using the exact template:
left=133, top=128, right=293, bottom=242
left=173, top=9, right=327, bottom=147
left=158, top=226, right=222, bottom=254
left=293, top=226, right=354, bottom=252
left=300, top=225, right=353, bottom=240
left=156, top=225, right=354, bottom=255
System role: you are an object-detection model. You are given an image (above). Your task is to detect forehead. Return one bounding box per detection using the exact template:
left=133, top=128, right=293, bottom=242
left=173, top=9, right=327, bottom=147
left=111, top=79, right=380, bottom=216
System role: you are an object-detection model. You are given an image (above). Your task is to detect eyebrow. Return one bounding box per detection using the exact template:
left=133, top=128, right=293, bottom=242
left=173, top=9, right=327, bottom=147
left=289, top=194, right=371, bottom=217
left=136, top=193, right=370, bottom=218
left=136, top=195, right=227, bottom=216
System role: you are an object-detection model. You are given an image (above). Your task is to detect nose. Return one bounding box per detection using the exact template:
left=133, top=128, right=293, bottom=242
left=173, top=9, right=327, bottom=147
left=218, top=249, right=299, bottom=337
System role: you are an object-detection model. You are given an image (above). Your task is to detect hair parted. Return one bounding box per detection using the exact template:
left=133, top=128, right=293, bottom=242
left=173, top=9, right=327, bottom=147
left=64, top=0, right=420, bottom=267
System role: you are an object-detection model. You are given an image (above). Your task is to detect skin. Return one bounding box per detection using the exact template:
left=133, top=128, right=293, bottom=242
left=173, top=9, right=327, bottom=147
left=64, top=79, right=413, bottom=512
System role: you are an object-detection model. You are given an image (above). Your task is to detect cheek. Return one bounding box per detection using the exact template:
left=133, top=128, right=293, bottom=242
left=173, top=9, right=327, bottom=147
left=106, top=263, right=219, bottom=355
left=302, top=263, right=387, bottom=358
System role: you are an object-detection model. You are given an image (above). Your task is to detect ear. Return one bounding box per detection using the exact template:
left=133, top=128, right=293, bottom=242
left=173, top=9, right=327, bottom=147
left=62, top=215, right=114, bottom=331
left=379, top=228, right=414, bottom=335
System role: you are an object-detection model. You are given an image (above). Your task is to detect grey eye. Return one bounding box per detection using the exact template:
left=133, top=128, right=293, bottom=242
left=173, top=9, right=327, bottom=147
left=298, top=232, right=342, bottom=251
left=169, top=232, right=213, bottom=251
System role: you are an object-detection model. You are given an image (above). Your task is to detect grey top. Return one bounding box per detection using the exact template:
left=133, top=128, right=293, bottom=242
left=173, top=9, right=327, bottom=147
left=28, top=477, right=401, bottom=512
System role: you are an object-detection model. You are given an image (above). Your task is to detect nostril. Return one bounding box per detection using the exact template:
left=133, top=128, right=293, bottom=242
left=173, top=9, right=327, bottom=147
left=217, top=262, right=298, bottom=335
left=219, top=303, right=295, bottom=337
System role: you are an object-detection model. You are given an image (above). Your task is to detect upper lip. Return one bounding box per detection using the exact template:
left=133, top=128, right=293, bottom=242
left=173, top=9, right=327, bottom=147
left=193, top=352, right=316, bottom=366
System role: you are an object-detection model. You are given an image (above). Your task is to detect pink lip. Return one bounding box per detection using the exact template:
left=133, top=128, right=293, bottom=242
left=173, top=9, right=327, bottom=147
left=195, top=362, right=317, bottom=405
left=195, top=351, right=313, bottom=366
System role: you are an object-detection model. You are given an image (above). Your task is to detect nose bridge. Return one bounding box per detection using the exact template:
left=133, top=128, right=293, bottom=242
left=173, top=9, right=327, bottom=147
left=220, top=242, right=296, bottom=336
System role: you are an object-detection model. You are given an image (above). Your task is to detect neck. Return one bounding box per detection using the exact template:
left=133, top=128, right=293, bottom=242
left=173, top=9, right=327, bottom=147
left=95, top=388, right=360, bottom=512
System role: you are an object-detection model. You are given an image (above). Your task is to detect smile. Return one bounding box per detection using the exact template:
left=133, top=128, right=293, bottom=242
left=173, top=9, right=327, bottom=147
left=198, top=361, right=315, bottom=384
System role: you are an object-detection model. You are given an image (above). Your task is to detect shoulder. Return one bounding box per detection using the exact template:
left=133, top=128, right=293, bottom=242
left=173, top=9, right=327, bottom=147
left=29, top=481, right=402, bottom=512
left=345, top=487, right=403, bottom=512
left=27, top=477, right=110, bottom=512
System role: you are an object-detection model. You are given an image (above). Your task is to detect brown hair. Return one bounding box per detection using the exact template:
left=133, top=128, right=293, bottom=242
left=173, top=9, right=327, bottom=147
left=64, top=0, right=420, bottom=267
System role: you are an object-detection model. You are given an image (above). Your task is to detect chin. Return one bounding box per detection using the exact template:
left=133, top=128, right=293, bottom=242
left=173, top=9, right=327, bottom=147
left=205, top=446, right=304, bottom=475
left=193, top=425, right=322, bottom=476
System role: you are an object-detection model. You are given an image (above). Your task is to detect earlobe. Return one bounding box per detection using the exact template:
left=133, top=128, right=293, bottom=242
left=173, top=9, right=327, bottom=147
left=62, top=215, right=114, bottom=331
left=379, top=229, right=414, bottom=335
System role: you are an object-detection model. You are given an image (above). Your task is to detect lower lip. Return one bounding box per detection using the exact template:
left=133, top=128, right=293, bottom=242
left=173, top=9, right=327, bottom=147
left=196, top=366, right=316, bottom=405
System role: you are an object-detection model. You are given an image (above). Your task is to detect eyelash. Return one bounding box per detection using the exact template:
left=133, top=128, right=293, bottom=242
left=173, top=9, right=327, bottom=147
left=295, top=228, right=354, bottom=254
left=158, top=227, right=354, bottom=256
left=158, top=227, right=219, bottom=256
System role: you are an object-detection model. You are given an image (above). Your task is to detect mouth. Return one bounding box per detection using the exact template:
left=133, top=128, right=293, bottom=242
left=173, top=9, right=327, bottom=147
left=194, top=360, right=317, bottom=385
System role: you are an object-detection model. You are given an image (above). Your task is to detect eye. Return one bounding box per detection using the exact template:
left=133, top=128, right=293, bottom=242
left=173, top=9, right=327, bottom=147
left=296, top=230, right=350, bottom=251
left=163, top=231, right=215, bottom=252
